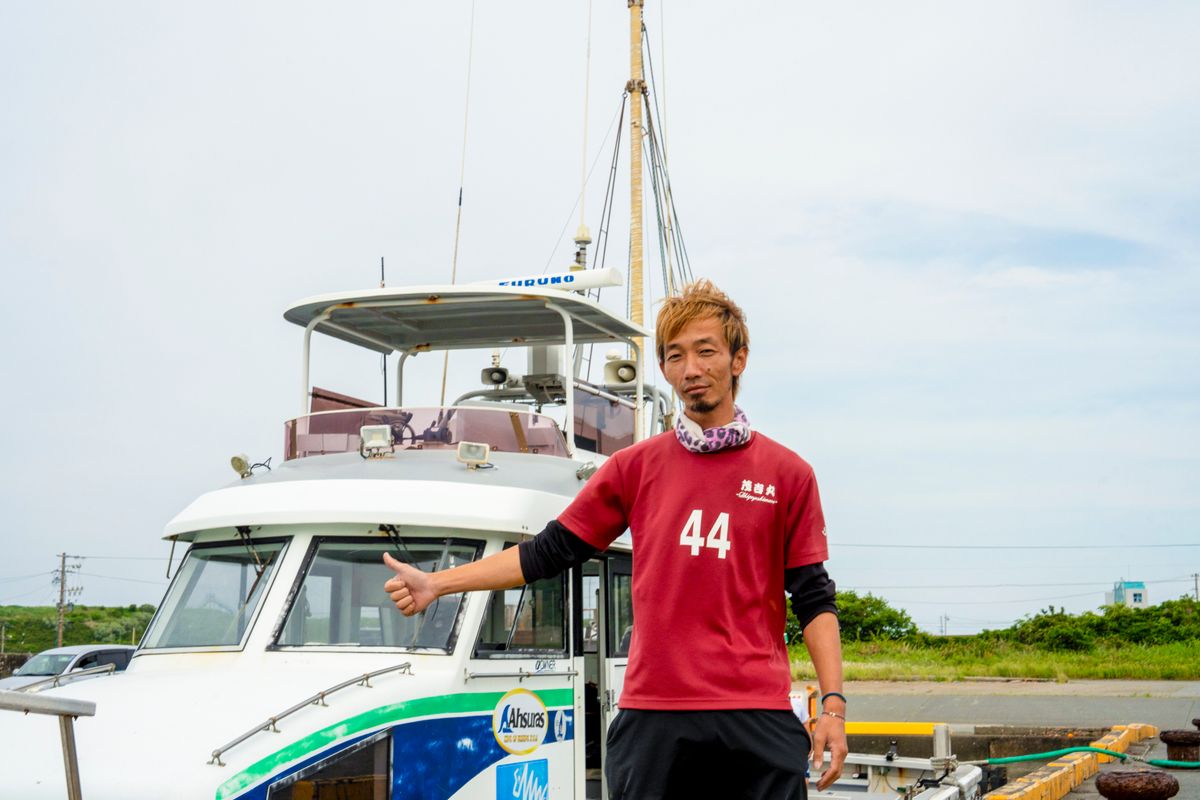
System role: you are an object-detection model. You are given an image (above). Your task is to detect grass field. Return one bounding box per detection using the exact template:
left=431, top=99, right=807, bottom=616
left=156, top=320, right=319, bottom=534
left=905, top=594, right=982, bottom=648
left=0, top=605, right=154, bottom=656
left=791, top=638, right=1200, bottom=682
left=5, top=604, right=1199, bottom=683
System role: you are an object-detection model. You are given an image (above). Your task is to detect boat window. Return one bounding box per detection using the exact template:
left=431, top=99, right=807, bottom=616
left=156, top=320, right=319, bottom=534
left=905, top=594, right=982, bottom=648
left=581, top=571, right=600, bottom=654
left=141, top=540, right=286, bottom=650
left=608, top=569, right=634, bottom=657
left=475, top=567, right=567, bottom=657
left=573, top=388, right=635, bottom=456
left=275, top=538, right=480, bottom=651
left=267, top=729, right=389, bottom=800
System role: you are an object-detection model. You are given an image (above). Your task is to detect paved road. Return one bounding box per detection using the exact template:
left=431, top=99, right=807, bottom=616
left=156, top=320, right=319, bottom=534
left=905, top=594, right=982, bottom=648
left=818, top=680, right=1200, bottom=732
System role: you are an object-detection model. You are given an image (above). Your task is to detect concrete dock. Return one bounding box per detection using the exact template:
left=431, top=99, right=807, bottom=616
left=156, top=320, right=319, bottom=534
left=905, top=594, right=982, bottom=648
left=802, top=679, right=1200, bottom=798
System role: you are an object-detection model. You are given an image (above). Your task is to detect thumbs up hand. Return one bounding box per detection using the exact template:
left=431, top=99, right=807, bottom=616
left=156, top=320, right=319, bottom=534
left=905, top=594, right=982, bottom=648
left=383, top=552, right=438, bottom=616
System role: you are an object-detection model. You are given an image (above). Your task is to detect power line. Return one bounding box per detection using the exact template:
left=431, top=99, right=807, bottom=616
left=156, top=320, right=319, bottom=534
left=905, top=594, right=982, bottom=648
left=0, top=586, right=56, bottom=604
left=77, top=571, right=167, bottom=586
left=77, top=555, right=169, bottom=562
left=835, top=542, right=1200, bottom=550
left=0, top=571, right=53, bottom=583
left=899, top=590, right=1106, bottom=605
left=845, top=577, right=1191, bottom=591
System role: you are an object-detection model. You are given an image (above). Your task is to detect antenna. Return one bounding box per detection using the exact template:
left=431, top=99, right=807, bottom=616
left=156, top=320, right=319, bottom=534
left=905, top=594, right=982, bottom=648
left=442, top=0, right=478, bottom=406
left=380, top=256, right=389, bottom=405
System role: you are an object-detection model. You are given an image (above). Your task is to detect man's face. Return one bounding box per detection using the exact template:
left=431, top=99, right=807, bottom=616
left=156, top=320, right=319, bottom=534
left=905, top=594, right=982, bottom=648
left=660, top=316, right=747, bottom=418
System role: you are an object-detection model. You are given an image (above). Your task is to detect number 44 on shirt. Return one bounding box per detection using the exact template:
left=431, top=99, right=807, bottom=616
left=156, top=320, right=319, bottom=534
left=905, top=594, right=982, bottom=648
left=679, top=510, right=731, bottom=559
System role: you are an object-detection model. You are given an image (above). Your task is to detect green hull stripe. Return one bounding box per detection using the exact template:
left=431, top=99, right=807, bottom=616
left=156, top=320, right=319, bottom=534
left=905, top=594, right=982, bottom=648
left=217, top=688, right=574, bottom=800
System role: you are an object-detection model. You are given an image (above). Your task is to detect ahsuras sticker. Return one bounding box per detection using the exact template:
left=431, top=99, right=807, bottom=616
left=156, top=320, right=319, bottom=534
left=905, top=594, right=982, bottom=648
left=493, top=689, right=549, bottom=755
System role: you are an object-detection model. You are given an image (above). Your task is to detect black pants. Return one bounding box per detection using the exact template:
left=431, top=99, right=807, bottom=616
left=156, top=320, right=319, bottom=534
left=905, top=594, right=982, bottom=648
left=604, top=709, right=811, bottom=800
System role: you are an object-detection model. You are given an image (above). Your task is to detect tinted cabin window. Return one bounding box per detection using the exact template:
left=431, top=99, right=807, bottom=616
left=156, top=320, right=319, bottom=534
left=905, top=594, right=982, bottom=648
left=609, top=570, right=634, bottom=657
left=475, top=572, right=567, bottom=656
left=267, top=732, right=389, bottom=800
left=573, top=388, right=635, bottom=456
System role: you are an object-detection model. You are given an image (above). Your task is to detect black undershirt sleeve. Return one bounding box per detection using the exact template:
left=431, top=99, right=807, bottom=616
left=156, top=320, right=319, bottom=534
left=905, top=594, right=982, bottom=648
left=517, top=520, right=601, bottom=583
left=786, top=563, right=839, bottom=631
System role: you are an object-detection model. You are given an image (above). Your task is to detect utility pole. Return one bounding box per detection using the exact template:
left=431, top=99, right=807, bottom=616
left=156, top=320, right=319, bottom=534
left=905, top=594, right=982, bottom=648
left=53, top=553, right=83, bottom=648
left=1192, top=573, right=1199, bottom=601
left=939, top=614, right=950, bottom=636
left=1, top=622, right=6, bottom=654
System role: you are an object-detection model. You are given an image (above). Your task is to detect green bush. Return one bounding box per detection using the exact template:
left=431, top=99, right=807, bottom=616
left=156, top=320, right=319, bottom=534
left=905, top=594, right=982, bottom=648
left=993, top=598, right=1200, bottom=650
left=787, top=590, right=917, bottom=643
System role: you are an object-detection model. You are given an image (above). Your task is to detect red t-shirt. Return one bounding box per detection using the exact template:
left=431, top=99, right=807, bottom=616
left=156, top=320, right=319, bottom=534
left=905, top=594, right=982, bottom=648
left=558, top=429, right=828, bottom=710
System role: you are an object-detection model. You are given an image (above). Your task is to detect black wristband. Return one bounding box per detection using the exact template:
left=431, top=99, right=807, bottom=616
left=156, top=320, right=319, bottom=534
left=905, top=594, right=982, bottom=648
left=821, top=691, right=847, bottom=705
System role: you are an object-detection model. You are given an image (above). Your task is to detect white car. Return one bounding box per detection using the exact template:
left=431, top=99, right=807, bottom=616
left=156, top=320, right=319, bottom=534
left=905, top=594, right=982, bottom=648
left=0, top=645, right=135, bottom=690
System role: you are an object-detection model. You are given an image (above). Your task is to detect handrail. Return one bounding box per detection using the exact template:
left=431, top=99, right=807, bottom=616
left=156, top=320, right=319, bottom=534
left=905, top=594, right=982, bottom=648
left=208, top=662, right=413, bottom=767
left=0, top=690, right=97, bottom=800
left=463, top=667, right=578, bottom=683
left=15, top=663, right=117, bottom=694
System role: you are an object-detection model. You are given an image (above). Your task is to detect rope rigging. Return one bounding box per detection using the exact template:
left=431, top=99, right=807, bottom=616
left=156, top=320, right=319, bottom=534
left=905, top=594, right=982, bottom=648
left=641, top=21, right=694, bottom=291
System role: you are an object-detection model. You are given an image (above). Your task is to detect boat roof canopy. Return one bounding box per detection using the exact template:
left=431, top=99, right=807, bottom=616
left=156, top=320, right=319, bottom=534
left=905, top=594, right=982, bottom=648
left=284, top=284, right=648, bottom=354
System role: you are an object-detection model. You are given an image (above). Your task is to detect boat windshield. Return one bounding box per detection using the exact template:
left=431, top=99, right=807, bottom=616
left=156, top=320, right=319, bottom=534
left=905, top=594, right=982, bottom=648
left=14, top=653, right=74, bottom=676
left=275, top=537, right=482, bottom=652
left=141, top=540, right=286, bottom=650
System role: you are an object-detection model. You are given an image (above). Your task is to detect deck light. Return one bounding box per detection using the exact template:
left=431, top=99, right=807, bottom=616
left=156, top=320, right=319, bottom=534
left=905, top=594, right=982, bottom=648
left=230, top=454, right=252, bottom=479
left=456, top=441, right=491, bottom=470
left=359, top=425, right=394, bottom=457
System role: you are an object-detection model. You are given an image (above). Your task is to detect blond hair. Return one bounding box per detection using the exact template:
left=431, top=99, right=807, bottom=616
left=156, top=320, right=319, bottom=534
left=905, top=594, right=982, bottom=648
left=655, top=280, right=750, bottom=395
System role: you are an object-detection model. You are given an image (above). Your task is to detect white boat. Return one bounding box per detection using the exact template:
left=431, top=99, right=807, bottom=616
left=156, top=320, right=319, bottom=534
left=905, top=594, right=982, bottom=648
left=0, top=279, right=662, bottom=800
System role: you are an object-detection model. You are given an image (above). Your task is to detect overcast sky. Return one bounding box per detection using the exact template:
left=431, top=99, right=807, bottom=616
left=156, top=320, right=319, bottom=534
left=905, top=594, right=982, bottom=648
left=1, top=2, right=1196, bottom=635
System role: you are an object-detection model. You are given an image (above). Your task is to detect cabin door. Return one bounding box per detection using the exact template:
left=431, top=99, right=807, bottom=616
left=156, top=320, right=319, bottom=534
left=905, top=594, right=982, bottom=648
left=579, top=555, right=632, bottom=799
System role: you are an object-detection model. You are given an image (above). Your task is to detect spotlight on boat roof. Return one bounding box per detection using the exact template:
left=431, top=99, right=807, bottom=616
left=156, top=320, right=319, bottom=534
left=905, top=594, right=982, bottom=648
left=359, top=425, right=394, bottom=458
left=230, top=454, right=252, bottom=479
left=456, top=441, right=491, bottom=470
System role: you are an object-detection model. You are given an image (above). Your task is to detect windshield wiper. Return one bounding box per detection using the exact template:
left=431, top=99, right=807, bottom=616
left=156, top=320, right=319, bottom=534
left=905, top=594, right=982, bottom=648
left=235, top=526, right=266, bottom=577
left=235, top=525, right=271, bottom=604
left=380, top=524, right=437, bottom=645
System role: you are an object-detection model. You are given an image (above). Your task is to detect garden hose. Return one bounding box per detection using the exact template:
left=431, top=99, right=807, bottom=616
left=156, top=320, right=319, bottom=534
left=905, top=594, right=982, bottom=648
left=969, top=746, right=1200, bottom=769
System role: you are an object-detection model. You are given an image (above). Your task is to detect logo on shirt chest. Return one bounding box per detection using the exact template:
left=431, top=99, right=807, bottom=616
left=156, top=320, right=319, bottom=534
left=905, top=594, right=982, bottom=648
left=736, top=478, right=778, bottom=505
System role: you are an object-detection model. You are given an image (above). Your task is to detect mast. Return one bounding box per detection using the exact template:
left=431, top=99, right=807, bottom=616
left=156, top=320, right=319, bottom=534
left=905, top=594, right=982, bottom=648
left=627, top=0, right=646, bottom=334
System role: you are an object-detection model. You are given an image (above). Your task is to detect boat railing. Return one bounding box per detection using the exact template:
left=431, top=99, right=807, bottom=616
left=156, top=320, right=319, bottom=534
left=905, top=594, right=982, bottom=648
left=0, top=690, right=96, bottom=800
left=208, top=661, right=413, bottom=767
left=283, top=405, right=572, bottom=461
left=13, top=663, right=117, bottom=694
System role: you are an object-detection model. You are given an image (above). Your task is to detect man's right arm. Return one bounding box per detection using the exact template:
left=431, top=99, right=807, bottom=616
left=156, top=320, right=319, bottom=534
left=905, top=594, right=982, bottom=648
left=383, top=521, right=599, bottom=616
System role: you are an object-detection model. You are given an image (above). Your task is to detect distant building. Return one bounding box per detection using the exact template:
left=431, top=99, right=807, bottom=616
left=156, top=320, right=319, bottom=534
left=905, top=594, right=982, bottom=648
left=1105, top=580, right=1148, bottom=608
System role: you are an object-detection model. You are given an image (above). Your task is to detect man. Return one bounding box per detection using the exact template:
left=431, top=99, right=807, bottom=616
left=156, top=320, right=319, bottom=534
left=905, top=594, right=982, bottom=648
left=384, top=280, right=847, bottom=798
